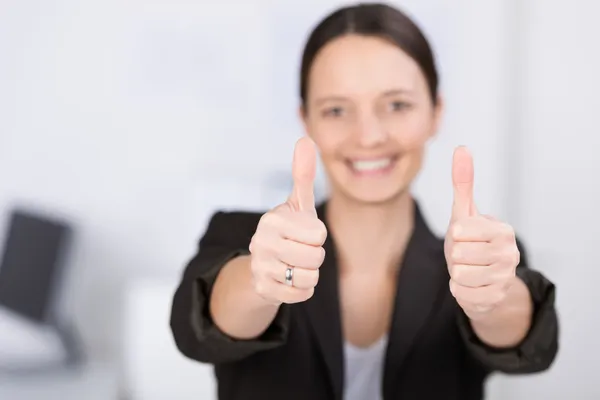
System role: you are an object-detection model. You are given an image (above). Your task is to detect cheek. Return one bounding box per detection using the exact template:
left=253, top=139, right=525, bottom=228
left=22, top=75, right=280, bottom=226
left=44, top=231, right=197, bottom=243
left=391, top=115, right=429, bottom=177
left=397, top=148, right=425, bottom=181
left=385, top=112, right=434, bottom=149
left=306, top=121, right=347, bottom=160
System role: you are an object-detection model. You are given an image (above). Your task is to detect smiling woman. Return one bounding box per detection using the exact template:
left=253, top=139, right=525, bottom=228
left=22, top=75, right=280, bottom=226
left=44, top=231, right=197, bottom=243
left=170, top=3, right=558, bottom=400
left=299, top=13, right=441, bottom=204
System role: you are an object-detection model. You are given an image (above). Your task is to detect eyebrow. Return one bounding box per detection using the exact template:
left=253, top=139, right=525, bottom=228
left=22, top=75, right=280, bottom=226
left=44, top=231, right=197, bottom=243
left=381, top=88, right=414, bottom=97
left=313, top=95, right=348, bottom=106
left=313, top=88, right=414, bottom=106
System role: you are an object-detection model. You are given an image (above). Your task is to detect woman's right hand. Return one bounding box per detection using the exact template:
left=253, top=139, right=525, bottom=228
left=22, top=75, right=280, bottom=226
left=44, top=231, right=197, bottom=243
left=248, top=137, right=328, bottom=305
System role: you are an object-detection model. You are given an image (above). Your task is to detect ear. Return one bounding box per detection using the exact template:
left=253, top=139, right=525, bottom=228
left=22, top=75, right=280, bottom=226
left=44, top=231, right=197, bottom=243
left=429, top=94, right=445, bottom=139
left=298, top=104, right=310, bottom=136
left=298, top=104, right=307, bottom=121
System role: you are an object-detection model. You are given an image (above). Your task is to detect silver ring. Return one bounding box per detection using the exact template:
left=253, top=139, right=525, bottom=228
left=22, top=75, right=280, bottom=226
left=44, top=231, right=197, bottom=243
left=284, top=267, right=294, bottom=286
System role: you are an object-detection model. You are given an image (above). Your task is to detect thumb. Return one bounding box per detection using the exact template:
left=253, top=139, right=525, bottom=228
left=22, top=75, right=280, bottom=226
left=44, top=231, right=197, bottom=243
left=288, top=136, right=317, bottom=213
left=451, top=146, right=477, bottom=220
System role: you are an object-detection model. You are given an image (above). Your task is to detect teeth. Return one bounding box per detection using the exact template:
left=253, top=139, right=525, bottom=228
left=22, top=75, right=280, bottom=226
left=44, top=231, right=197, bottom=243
left=351, top=158, right=392, bottom=172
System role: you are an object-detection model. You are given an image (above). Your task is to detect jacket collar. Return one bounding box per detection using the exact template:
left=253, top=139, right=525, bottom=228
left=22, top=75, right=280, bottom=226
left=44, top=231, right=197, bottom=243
left=302, top=199, right=447, bottom=400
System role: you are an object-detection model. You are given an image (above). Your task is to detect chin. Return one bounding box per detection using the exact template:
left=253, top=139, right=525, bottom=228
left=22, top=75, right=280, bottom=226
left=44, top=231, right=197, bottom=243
left=344, top=189, right=406, bottom=205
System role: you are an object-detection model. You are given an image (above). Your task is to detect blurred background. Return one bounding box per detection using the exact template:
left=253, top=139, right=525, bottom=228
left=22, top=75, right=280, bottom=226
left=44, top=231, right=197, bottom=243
left=0, top=0, right=598, bottom=399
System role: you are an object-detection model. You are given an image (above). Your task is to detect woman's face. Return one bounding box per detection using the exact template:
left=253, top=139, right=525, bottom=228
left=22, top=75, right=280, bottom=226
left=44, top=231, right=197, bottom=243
left=302, top=34, right=442, bottom=204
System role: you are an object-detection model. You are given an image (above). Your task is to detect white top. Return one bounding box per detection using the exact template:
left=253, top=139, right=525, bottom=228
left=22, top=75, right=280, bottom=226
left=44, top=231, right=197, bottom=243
left=343, top=335, right=388, bottom=400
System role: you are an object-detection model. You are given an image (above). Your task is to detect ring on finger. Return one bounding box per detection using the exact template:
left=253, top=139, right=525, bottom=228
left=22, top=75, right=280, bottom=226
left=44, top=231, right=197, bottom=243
left=284, top=266, right=294, bottom=287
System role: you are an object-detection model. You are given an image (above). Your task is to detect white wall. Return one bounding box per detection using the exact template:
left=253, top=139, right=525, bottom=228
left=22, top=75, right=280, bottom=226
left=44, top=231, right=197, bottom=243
left=496, top=1, right=600, bottom=399
left=0, top=0, right=285, bottom=362
left=0, top=0, right=506, bottom=357
left=1, top=0, right=596, bottom=398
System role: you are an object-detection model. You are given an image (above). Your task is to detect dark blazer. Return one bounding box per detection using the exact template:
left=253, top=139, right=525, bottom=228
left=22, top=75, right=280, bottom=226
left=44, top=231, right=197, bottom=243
left=170, top=201, right=558, bottom=400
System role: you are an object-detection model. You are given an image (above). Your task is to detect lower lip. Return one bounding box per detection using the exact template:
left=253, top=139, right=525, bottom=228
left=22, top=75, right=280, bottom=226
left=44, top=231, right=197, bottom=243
left=347, top=158, right=398, bottom=177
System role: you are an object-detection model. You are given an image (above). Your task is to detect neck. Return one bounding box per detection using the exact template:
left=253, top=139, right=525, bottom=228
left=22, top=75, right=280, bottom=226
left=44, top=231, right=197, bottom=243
left=325, top=191, right=415, bottom=273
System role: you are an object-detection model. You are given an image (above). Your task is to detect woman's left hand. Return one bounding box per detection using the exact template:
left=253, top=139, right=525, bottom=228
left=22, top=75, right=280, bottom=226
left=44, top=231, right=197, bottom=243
left=445, top=147, right=521, bottom=320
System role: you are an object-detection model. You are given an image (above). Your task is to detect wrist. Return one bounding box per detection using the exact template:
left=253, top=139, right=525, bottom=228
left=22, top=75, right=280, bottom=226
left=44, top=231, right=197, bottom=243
left=241, top=257, right=283, bottom=310
left=467, top=276, right=532, bottom=326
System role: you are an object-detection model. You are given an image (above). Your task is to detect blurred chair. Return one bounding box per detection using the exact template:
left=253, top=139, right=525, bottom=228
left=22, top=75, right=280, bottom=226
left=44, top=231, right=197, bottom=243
left=0, top=208, right=83, bottom=373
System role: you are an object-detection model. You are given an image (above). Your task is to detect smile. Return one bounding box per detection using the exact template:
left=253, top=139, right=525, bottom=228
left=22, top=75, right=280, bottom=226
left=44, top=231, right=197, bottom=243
left=347, top=156, right=398, bottom=176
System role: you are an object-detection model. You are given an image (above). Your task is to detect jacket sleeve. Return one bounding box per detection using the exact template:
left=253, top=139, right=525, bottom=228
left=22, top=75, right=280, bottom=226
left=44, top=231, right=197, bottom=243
left=169, top=211, right=291, bottom=365
left=457, top=238, right=559, bottom=374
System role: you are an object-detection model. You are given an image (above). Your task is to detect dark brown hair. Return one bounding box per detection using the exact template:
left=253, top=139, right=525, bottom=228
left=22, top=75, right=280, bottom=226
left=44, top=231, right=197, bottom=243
left=300, top=3, right=439, bottom=106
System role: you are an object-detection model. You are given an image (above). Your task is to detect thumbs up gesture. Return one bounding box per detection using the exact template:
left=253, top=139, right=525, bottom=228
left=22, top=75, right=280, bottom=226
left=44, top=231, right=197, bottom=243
left=445, top=147, right=521, bottom=320
left=248, top=137, right=327, bottom=305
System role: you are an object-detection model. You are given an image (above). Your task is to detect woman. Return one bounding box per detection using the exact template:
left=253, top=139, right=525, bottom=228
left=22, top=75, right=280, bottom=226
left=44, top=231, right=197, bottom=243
left=170, top=3, right=558, bottom=400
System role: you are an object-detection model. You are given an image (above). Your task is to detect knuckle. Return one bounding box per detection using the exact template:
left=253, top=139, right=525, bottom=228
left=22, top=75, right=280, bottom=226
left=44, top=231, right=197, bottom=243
left=309, top=219, right=327, bottom=244
left=272, top=203, right=290, bottom=213
left=447, top=263, right=454, bottom=278
left=260, top=211, right=282, bottom=229
left=249, top=234, right=263, bottom=254
left=500, top=249, right=513, bottom=264
left=451, top=224, right=461, bottom=241
left=451, top=264, right=463, bottom=282
left=254, top=281, right=267, bottom=296
left=448, top=263, right=456, bottom=278
left=308, top=269, right=320, bottom=287
left=513, top=248, right=521, bottom=265
left=448, top=279, right=459, bottom=297
left=279, top=291, right=293, bottom=304
left=250, top=228, right=265, bottom=246
left=450, top=245, right=460, bottom=264
left=317, top=246, right=326, bottom=265
left=261, top=233, right=288, bottom=257
left=307, top=246, right=325, bottom=268
left=501, top=223, right=516, bottom=240
left=501, top=247, right=519, bottom=266
left=302, top=288, right=315, bottom=301
left=279, top=286, right=294, bottom=304
left=258, top=212, right=272, bottom=227
left=283, top=287, right=313, bottom=304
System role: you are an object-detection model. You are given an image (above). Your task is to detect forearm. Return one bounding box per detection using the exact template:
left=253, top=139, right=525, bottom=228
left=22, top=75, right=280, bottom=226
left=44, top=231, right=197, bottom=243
left=209, top=255, right=280, bottom=340
left=469, top=276, right=534, bottom=348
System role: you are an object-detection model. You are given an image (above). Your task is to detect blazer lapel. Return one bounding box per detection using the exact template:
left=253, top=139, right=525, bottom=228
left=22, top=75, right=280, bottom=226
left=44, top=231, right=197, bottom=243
left=383, top=201, right=449, bottom=398
left=302, top=202, right=344, bottom=400
left=302, top=201, right=448, bottom=400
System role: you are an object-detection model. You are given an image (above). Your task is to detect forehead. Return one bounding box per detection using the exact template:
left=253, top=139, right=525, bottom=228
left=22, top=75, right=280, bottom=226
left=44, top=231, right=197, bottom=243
left=307, top=34, right=424, bottom=99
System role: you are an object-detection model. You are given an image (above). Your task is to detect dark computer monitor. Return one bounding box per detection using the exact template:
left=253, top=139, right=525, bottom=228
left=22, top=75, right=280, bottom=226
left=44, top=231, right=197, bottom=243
left=0, top=210, right=72, bottom=325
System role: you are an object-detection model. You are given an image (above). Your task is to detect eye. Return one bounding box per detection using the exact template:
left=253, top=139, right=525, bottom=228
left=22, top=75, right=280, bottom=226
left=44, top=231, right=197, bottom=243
left=389, top=101, right=411, bottom=112
left=322, top=106, right=344, bottom=118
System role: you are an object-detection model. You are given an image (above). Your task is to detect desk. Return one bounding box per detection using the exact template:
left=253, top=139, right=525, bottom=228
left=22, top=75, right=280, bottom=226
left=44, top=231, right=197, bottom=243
left=0, top=362, right=119, bottom=400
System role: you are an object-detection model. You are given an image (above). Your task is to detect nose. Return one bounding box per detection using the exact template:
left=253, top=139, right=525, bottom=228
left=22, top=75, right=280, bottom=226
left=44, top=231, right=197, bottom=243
left=355, top=113, right=388, bottom=147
